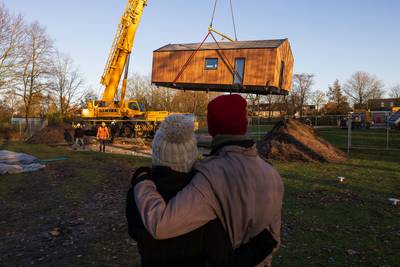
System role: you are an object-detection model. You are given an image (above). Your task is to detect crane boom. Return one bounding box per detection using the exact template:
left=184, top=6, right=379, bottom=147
left=100, top=0, right=148, bottom=103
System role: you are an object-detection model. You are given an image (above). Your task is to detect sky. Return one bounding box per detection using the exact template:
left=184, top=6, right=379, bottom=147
left=3, top=0, right=400, bottom=97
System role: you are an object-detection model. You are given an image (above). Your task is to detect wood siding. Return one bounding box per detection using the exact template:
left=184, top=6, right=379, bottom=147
left=152, top=40, right=294, bottom=94
left=274, top=39, right=294, bottom=90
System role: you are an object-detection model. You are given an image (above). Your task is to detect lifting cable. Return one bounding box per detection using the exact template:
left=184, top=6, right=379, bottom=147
left=173, top=0, right=241, bottom=85
left=209, top=0, right=238, bottom=41
left=229, top=0, right=238, bottom=41
left=209, top=0, right=218, bottom=27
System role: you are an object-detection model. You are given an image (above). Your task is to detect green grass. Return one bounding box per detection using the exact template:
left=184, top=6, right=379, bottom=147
left=0, top=130, right=399, bottom=266
left=273, top=151, right=399, bottom=266
left=271, top=129, right=400, bottom=266
left=319, top=127, right=400, bottom=150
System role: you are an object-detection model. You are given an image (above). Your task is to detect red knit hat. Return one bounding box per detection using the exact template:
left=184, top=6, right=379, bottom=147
left=207, top=94, right=248, bottom=137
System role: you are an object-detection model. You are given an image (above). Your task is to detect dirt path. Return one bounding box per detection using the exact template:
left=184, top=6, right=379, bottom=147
left=84, top=143, right=152, bottom=158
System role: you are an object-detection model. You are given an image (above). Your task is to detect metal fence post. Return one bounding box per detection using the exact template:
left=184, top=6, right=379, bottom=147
left=347, top=114, right=352, bottom=153
left=386, top=115, right=390, bottom=150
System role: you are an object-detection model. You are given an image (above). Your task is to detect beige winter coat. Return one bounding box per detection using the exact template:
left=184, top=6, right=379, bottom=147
left=134, top=144, right=284, bottom=264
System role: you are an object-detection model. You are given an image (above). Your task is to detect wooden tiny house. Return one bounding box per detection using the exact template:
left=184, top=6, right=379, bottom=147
left=151, top=39, right=294, bottom=95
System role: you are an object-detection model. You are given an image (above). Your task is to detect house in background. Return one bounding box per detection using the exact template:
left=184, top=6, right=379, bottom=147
left=366, top=98, right=400, bottom=127
left=248, top=103, right=284, bottom=118
left=367, top=98, right=400, bottom=111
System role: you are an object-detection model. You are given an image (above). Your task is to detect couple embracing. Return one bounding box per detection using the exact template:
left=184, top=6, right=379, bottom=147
left=126, top=94, right=284, bottom=267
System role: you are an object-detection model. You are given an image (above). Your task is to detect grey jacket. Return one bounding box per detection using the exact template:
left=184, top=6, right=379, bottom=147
left=134, top=144, right=284, bottom=262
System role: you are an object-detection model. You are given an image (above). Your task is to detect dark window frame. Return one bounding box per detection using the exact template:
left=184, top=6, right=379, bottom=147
left=205, top=58, right=218, bottom=70
left=279, top=61, right=285, bottom=88
left=233, top=57, right=246, bottom=84
left=128, top=102, right=139, bottom=111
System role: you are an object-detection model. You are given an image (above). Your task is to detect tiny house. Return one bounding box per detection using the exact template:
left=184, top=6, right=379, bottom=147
left=151, top=39, right=294, bottom=95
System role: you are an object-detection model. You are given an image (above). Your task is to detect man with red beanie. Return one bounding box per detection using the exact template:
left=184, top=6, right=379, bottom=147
left=134, top=94, right=284, bottom=266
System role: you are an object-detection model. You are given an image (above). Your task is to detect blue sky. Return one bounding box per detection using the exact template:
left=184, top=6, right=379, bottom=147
left=3, top=0, right=400, bottom=96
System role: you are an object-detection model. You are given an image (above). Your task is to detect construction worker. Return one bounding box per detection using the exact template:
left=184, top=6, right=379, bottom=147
left=96, top=122, right=109, bottom=152
left=74, top=123, right=85, bottom=149
left=110, top=120, right=118, bottom=143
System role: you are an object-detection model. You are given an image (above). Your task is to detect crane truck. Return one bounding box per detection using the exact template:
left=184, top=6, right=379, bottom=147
left=79, top=0, right=176, bottom=138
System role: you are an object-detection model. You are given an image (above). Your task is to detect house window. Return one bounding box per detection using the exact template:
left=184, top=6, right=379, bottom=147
left=390, top=102, right=394, bottom=107
left=234, top=58, right=245, bottom=84
left=205, top=58, right=218, bottom=70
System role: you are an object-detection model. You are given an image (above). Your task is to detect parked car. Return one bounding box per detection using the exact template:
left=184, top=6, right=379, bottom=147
left=388, top=111, right=400, bottom=129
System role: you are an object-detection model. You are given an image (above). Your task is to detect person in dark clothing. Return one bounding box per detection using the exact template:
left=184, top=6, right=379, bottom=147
left=126, top=115, right=277, bottom=267
left=110, top=120, right=118, bottom=143
left=127, top=167, right=277, bottom=267
left=63, top=129, right=73, bottom=144
left=74, top=123, right=85, bottom=149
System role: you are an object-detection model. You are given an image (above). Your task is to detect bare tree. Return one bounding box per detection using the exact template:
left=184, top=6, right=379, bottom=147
left=150, top=87, right=175, bottom=111
left=327, top=79, right=350, bottom=114
left=245, top=94, right=261, bottom=116
left=311, top=90, right=326, bottom=114
left=277, top=95, right=288, bottom=116
left=260, top=94, right=280, bottom=119
left=50, top=52, right=83, bottom=117
left=263, top=94, right=272, bottom=118
left=15, top=22, right=54, bottom=127
left=127, top=73, right=177, bottom=111
left=170, top=91, right=215, bottom=116
left=389, top=85, right=400, bottom=99
left=77, top=88, right=98, bottom=109
left=344, top=71, right=384, bottom=106
left=293, top=73, right=314, bottom=116
left=127, top=73, right=152, bottom=107
left=0, top=4, right=25, bottom=90
left=2, top=88, right=19, bottom=118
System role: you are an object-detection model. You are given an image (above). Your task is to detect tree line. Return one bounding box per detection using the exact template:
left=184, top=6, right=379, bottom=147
left=0, top=4, right=83, bottom=125
left=1, top=3, right=400, bottom=128
left=248, top=71, right=400, bottom=118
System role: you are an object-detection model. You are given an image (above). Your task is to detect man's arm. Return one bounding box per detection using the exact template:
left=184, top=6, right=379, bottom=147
left=202, top=220, right=277, bottom=267
left=134, top=172, right=217, bottom=240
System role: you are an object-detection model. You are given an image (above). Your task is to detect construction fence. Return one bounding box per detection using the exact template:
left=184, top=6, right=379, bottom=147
left=8, top=118, right=48, bottom=139
left=195, top=115, right=400, bottom=152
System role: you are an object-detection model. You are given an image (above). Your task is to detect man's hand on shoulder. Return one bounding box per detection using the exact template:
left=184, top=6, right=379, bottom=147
left=131, top=167, right=153, bottom=187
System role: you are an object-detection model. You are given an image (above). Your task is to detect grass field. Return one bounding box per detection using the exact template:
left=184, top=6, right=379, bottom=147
left=0, top=128, right=399, bottom=266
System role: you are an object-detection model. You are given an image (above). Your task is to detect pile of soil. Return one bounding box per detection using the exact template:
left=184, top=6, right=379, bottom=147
left=26, top=123, right=74, bottom=145
left=257, top=119, right=346, bottom=163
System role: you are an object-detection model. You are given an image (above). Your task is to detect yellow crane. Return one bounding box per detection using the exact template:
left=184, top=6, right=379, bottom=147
left=80, top=0, right=233, bottom=137
left=81, top=0, right=169, bottom=138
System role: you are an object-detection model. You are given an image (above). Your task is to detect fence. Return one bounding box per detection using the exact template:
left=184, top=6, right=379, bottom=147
left=9, top=118, right=48, bottom=139
left=195, top=114, right=400, bottom=152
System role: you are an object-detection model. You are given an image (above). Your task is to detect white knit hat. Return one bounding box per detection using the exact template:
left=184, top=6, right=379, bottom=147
left=152, top=114, right=198, bottom=173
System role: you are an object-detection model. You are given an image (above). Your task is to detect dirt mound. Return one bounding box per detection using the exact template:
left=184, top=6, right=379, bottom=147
left=257, top=119, right=346, bottom=163
left=26, top=123, right=74, bottom=145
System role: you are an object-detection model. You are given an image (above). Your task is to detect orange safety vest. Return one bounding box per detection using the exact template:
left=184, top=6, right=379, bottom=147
left=96, top=126, right=109, bottom=140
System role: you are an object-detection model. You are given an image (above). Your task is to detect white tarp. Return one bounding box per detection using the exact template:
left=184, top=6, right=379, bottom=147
left=0, top=150, right=45, bottom=175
